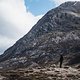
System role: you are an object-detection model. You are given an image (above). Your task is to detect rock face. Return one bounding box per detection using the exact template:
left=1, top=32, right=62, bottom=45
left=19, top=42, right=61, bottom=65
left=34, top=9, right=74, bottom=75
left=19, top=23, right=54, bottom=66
left=0, top=1, right=80, bottom=69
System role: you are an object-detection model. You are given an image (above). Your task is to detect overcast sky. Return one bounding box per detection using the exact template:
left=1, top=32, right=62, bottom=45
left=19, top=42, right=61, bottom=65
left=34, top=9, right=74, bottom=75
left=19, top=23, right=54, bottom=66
left=0, top=0, right=80, bottom=54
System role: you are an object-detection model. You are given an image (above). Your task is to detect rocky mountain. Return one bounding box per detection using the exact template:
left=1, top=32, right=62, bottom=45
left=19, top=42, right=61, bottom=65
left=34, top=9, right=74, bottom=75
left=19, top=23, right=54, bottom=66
left=0, top=1, right=80, bottom=69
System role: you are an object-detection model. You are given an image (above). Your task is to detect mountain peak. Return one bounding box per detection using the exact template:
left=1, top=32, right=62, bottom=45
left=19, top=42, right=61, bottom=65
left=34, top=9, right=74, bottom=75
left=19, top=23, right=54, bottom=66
left=58, top=1, right=80, bottom=13
left=60, top=1, right=80, bottom=7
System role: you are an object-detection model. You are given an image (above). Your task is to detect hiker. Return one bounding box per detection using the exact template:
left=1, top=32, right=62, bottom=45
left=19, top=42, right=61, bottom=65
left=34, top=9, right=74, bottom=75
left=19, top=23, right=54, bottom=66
left=59, top=54, right=63, bottom=68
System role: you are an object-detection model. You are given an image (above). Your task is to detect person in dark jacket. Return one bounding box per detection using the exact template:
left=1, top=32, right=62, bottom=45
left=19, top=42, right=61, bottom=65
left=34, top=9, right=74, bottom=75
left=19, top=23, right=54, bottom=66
left=59, top=54, right=63, bottom=68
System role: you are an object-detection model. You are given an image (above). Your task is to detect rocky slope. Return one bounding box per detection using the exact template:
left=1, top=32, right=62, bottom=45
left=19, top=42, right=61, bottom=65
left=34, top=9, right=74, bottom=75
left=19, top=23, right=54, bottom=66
left=0, top=1, right=80, bottom=69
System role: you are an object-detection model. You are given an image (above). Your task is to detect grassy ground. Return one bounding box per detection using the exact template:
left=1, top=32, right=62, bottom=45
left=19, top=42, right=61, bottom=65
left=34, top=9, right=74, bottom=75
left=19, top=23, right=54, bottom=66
left=0, top=65, right=80, bottom=80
